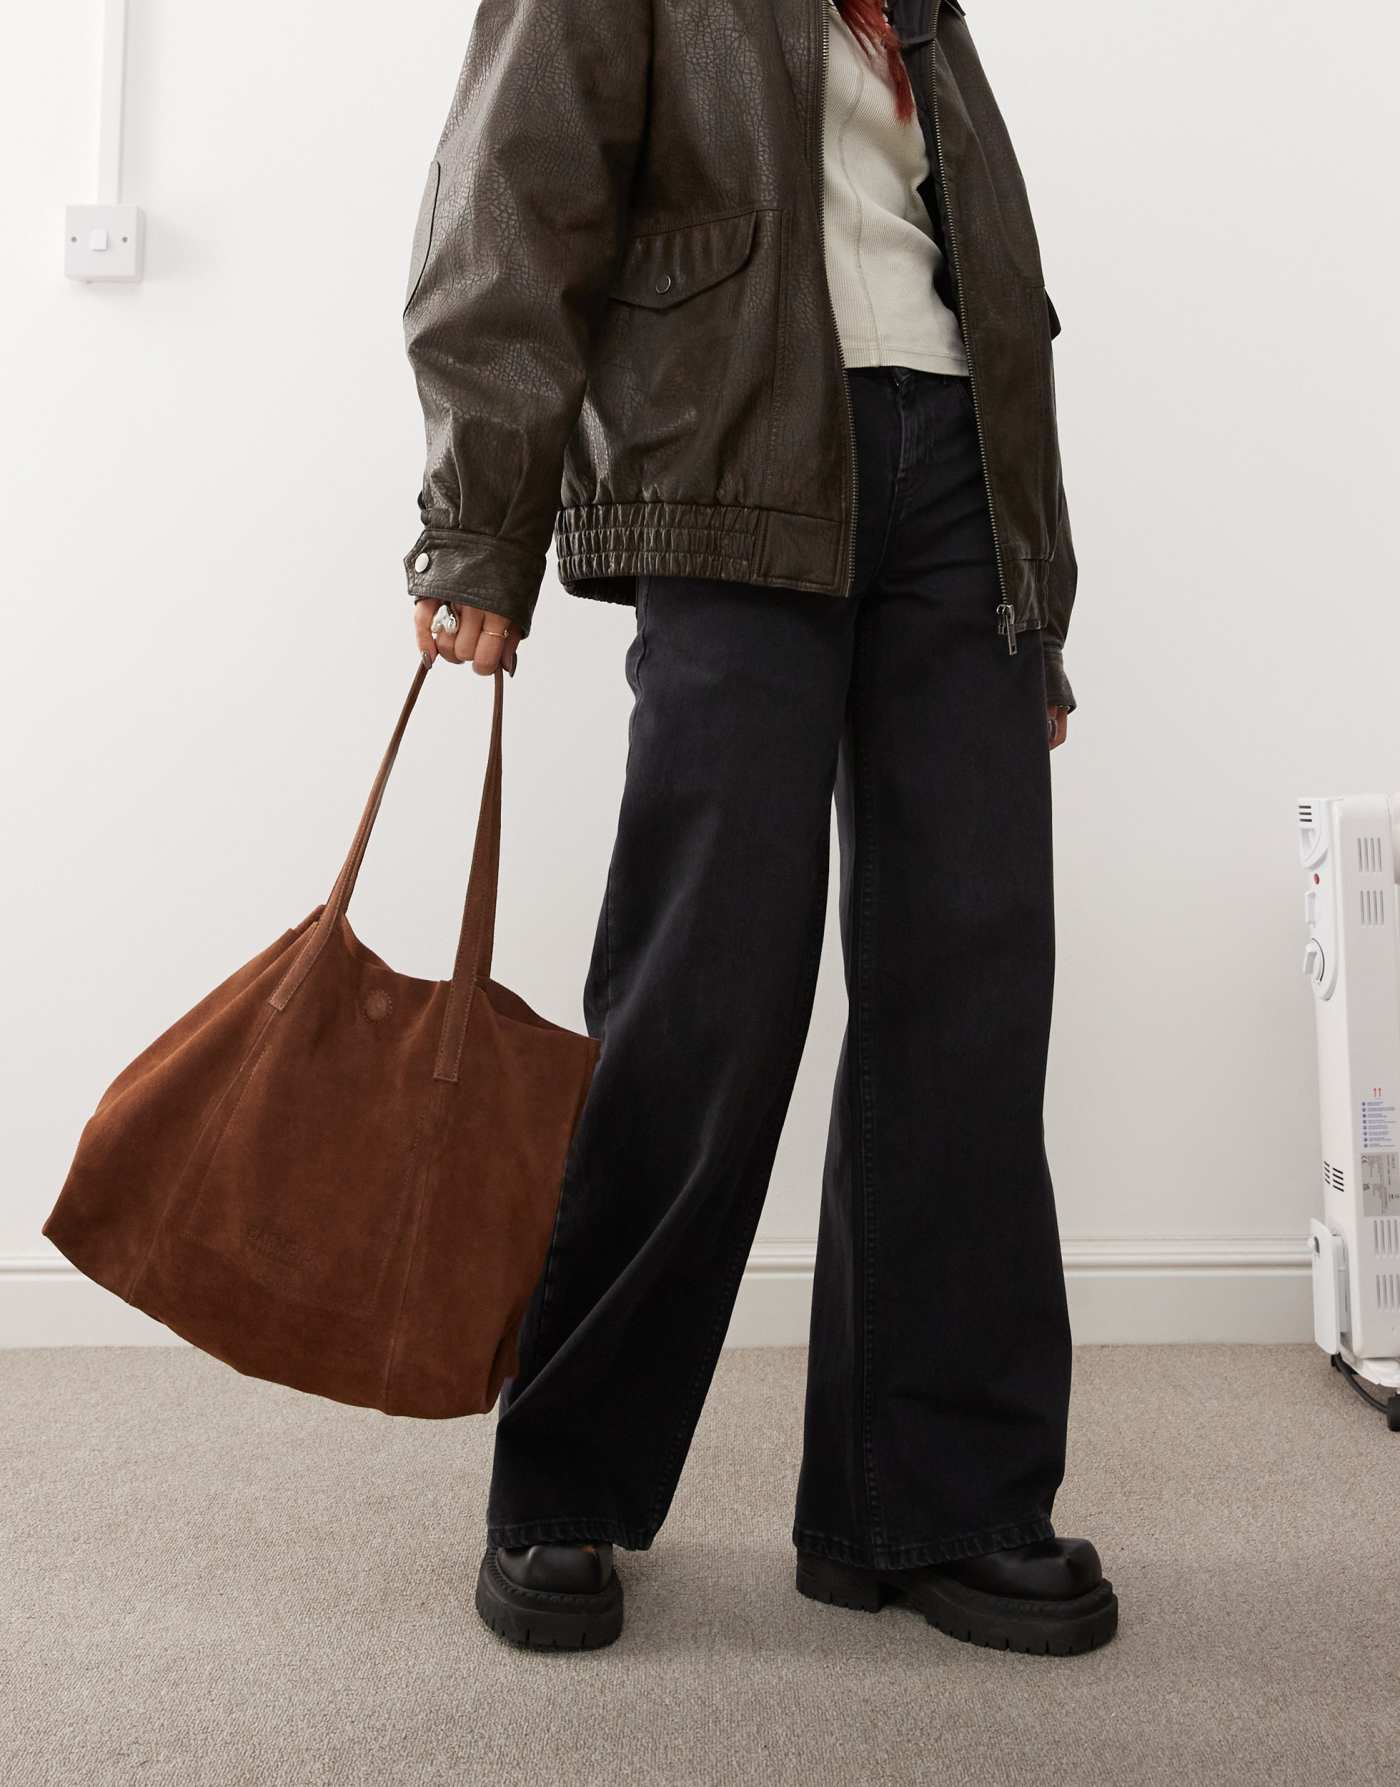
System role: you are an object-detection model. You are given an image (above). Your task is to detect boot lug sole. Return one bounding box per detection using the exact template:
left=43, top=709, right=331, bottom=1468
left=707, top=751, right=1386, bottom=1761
left=795, top=1554, right=1119, bottom=1657
left=474, top=1548, right=625, bottom=1651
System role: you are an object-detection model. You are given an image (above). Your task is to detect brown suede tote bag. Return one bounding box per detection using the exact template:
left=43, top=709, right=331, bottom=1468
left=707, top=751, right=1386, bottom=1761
left=43, top=661, right=599, bottom=1417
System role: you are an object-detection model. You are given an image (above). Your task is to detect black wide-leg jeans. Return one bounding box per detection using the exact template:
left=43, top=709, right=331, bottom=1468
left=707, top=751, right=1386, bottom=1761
left=487, top=367, right=1072, bottom=1570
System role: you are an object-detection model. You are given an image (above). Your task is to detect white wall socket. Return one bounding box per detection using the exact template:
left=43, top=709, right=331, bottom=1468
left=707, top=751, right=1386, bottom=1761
left=65, top=204, right=144, bottom=283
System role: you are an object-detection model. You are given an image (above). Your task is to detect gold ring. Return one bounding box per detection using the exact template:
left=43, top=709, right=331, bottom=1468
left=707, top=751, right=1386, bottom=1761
left=482, top=628, right=510, bottom=639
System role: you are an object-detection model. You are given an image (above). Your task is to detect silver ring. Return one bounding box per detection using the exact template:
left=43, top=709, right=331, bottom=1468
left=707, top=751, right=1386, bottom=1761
left=429, top=602, right=459, bottom=639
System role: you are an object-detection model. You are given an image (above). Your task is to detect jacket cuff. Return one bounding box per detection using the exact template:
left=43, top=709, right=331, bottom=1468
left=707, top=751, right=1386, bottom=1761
left=1041, top=640, right=1077, bottom=714
left=404, top=527, right=544, bottom=638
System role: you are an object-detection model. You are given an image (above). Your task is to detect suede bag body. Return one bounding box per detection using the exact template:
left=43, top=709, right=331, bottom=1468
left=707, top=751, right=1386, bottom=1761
left=44, top=665, right=598, bottom=1417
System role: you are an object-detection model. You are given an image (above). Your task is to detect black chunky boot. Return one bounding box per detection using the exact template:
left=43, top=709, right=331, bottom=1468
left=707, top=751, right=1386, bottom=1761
left=796, top=1538, right=1118, bottom=1656
left=475, top=1543, right=624, bottom=1650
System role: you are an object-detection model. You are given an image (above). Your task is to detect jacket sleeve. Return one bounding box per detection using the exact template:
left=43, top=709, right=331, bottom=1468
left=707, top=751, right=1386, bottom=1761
left=1040, top=476, right=1078, bottom=713
left=402, top=0, right=652, bottom=635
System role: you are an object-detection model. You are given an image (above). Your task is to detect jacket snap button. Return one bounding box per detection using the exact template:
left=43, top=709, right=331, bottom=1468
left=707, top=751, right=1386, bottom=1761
left=654, top=274, right=673, bottom=294
left=413, top=551, right=431, bottom=573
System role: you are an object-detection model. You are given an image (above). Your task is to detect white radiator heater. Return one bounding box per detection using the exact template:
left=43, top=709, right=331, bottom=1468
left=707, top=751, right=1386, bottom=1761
left=1299, top=794, right=1400, bottom=1428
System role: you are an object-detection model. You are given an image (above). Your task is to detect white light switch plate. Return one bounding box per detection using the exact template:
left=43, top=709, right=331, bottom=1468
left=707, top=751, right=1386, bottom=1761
left=65, top=204, right=144, bottom=283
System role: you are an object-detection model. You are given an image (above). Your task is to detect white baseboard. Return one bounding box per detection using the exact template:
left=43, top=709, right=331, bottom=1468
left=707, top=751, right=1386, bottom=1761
left=0, top=1255, right=184, bottom=1348
left=1, top=1235, right=1312, bottom=1350
left=725, top=1235, right=1314, bottom=1347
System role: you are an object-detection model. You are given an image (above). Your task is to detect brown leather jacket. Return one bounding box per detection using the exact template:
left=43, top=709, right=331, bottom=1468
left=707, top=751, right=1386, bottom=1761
left=403, top=0, right=1079, bottom=710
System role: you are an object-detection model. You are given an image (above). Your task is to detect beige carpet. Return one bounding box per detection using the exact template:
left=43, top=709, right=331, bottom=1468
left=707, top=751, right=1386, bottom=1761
left=2, top=1344, right=1396, bottom=1786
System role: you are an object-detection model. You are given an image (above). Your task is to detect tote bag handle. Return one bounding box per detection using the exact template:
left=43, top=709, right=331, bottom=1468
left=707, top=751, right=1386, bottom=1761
left=268, top=655, right=503, bottom=1084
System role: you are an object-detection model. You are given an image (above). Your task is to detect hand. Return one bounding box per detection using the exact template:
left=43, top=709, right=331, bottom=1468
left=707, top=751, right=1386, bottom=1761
left=1047, top=705, right=1070, bottom=750
left=414, top=600, right=520, bottom=676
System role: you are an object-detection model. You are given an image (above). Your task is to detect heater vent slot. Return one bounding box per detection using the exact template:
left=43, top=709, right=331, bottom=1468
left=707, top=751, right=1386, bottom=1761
left=1358, top=833, right=1384, bottom=874
left=1378, top=1274, right=1400, bottom=1313
left=1359, top=887, right=1386, bottom=926
left=1373, top=1217, right=1400, bottom=1259
left=1324, top=1161, right=1346, bottom=1193
left=1298, top=803, right=1313, bottom=824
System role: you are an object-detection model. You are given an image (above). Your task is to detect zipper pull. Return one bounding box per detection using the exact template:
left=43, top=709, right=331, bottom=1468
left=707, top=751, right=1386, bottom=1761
left=996, top=601, right=1018, bottom=656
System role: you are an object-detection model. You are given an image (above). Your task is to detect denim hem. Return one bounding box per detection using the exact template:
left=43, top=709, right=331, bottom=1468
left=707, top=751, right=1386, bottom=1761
left=791, top=1513, right=1055, bottom=1571
left=486, top=1516, right=655, bottom=1553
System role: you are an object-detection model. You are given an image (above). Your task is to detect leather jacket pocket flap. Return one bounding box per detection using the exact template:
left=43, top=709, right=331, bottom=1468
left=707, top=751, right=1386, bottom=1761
left=609, top=210, right=758, bottom=310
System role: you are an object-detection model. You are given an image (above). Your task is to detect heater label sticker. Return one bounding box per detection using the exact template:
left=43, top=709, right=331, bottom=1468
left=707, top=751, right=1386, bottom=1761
left=1361, top=1151, right=1400, bottom=1217
left=1360, top=1095, right=1395, bottom=1148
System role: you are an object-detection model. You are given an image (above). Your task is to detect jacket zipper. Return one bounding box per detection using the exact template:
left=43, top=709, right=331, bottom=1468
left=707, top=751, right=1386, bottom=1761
left=819, top=0, right=860, bottom=597
left=916, top=0, right=1018, bottom=655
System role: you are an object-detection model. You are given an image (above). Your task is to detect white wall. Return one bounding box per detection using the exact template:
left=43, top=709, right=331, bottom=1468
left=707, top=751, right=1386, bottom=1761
left=4, top=1, right=1397, bottom=1347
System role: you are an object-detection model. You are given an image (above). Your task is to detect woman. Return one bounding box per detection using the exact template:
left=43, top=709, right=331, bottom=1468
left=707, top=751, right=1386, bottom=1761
left=403, top=0, right=1115, bottom=1656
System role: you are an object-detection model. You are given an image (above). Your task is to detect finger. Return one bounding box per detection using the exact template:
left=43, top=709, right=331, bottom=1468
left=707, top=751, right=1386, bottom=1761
left=472, top=614, right=514, bottom=677
left=441, top=603, right=484, bottom=667
left=1047, top=706, right=1069, bottom=750
left=418, top=599, right=468, bottom=663
left=413, top=599, right=439, bottom=660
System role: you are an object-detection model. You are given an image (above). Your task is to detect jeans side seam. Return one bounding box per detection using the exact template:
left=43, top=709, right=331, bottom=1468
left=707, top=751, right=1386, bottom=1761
left=639, top=849, right=832, bottom=1539
left=607, top=576, right=650, bottom=1033
left=531, top=1152, right=576, bottom=1348
left=849, top=631, right=885, bottom=1553
left=639, top=1181, right=759, bottom=1536
left=524, top=588, right=652, bottom=1354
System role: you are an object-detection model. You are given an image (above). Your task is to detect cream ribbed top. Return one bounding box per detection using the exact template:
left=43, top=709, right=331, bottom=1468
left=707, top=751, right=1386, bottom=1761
left=823, top=2, right=969, bottom=376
